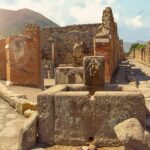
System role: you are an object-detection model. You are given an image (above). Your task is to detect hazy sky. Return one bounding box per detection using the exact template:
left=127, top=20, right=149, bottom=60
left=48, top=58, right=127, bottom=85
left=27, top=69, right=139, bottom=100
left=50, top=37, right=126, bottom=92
left=0, top=0, right=150, bottom=42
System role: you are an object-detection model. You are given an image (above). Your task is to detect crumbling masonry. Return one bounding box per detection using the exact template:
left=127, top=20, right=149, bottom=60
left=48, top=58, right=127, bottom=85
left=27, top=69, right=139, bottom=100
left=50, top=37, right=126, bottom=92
left=41, top=7, right=125, bottom=82
left=0, top=24, right=41, bottom=87
left=130, top=41, right=150, bottom=65
left=94, top=7, right=124, bottom=82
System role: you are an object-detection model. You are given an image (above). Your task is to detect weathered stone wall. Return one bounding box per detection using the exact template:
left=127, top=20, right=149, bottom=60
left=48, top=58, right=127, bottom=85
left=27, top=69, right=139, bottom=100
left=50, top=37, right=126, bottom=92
left=0, top=39, right=6, bottom=80
left=131, top=41, right=150, bottom=64
left=119, top=40, right=125, bottom=61
left=145, top=41, right=150, bottom=63
left=37, top=86, right=146, bottom=147
left=5, top=24, right=41, bottom=87
left=41, top=24, right=99, bottom=65
left=94, top=7, right=124, bottom=83
left=41, top=8, right=124, bottom=81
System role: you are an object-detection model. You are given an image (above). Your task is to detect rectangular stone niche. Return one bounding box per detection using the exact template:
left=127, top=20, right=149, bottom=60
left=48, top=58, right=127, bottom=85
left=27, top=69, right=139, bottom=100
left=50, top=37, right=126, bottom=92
left=37, top=84, right=146, bottom=147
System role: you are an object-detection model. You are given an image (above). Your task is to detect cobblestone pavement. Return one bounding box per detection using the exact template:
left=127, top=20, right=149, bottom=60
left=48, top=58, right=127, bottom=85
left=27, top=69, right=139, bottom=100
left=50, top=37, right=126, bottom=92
left=0, top=98, right=27, bottom=150
left=111, top=60, right=129, bottom=84
left=129, top=60, right=150, bottom=128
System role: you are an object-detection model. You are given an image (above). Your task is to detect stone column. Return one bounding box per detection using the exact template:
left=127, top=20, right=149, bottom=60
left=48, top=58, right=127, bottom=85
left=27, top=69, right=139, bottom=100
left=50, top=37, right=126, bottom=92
left=48, top=37, right=56, bottom=78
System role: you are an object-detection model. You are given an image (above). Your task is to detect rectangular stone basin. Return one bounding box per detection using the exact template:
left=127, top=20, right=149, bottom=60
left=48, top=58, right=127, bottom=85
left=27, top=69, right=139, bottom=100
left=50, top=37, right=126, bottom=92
left=37, top=84, right=146, bottom=147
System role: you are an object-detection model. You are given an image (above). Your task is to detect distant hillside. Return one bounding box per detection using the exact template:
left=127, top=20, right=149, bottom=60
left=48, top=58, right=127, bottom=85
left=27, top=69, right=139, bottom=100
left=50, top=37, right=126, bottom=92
left=123, top=41, right=146, bottom=52
left=0, top=8, right=59, bottom=38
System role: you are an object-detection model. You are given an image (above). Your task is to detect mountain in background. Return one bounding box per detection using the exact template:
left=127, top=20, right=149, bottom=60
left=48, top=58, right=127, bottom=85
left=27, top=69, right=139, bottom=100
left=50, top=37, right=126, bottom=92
left=0, top=8, right=59, bottom=39
left=123, top=41, right=146, bottom=52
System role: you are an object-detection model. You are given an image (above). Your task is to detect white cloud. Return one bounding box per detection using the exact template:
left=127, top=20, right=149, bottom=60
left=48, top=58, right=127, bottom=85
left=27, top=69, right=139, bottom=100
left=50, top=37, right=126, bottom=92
left=70, top=0, right=101, bottom=24
left=70, top=0, right=118, bottom=24
left=0, top=0, right=118, bottom=26
left=131, top=16, right=143, bottom=27
left=125, top=15, right=144, bottom=28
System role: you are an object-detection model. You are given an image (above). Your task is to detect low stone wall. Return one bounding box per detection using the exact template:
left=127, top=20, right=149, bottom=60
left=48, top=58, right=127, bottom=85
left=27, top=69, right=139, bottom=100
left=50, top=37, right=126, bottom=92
left=0, top=83, right=36, bottom=114
left=37, top=84, right=146, bottom=147
left=0, top=83, right=38, bottom=149
left=18, top=111, right=38, bottom=150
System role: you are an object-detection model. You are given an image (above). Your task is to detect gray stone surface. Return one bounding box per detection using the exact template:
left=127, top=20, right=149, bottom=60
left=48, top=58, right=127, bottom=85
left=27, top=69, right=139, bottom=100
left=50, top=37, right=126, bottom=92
left=54, top=92, right=90, bottom=146
left=37, top=87, right=146, bottom=147
left=83, top=56, right=105, bottom=86
left=0, top=83, right=36, bottom=114
left=37, top=85, right=67, bottom=145
left=55, top=67, right=83, bottom=84
left=114, top=118, right=150, bottom=150
left=18, top=111, right=38, bottom=150
left=38, top=93, right=55, bottom=145
left=94, top=92, right=146, bottom=127
left=0, top=98, right=27, bottom=150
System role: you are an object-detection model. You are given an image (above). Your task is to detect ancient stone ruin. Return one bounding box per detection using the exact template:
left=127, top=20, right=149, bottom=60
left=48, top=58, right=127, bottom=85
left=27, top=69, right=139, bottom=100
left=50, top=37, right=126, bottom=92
left=94, top=7, right=124, bottom=82
left=37, top=56, right=146, bottom=148
left=0, top=6, right=150, bottom=150
left=41, top=7, right=125, bottom=82
left=130, top=41, right=150, bottom=65
left=0, top=24, right=41, bottom=87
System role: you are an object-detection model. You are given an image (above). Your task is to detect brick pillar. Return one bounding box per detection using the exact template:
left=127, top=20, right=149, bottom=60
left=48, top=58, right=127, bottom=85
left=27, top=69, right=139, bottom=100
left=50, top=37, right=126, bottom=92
left=6, top=24, right=41, bottom=87
left=94, top=37, right=112, bottom=83
left=0, top=39, right=7, bottom=80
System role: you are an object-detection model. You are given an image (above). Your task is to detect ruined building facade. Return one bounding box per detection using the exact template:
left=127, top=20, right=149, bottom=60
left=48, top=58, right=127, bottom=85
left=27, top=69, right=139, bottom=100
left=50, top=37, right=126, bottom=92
left=130, top=41, right=150, bottom=64
left=41, top=7, right=125, bottom=82
left=0, top=24, right=41, bottom=87
left=94, top=7, right=124, bottom=82
left=0, top=7, right=124, bottom=85
left=41, top=24, right=99, bottom=66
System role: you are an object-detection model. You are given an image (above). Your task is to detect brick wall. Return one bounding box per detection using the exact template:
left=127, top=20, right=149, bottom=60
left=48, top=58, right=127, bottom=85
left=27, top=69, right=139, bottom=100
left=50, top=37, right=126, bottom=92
left=94, top=39, right=112, bottom=82
left=94, top=7, right=124, bottom=83
left=133, top=42, right=150, bottom=64
left=0, top=39, right=6, bottom=80
left=6, top=24, right=41, bottom=87
left=41, top=24, right=99, bottom=63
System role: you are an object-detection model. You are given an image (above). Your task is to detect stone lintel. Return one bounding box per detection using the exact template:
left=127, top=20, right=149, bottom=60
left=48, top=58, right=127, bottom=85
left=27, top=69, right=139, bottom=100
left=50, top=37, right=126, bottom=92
left=95, top=38, right=109, bottom=43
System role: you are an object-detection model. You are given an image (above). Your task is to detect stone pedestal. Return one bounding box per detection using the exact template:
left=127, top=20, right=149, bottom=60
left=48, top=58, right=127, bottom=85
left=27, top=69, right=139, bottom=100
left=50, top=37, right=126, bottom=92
left=83, top=56, right=105, bottom=86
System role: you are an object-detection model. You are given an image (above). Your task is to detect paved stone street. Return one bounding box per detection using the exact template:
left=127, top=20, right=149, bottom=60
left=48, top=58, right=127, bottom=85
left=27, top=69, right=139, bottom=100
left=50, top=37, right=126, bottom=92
left=0, top=98, right=27, bottom=150
left=129, top=60, right=150, bottom=128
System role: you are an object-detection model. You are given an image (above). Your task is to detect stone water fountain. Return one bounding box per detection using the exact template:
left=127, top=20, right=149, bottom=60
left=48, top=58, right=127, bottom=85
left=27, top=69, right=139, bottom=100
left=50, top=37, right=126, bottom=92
left=37, top=56, right=146, bottom=147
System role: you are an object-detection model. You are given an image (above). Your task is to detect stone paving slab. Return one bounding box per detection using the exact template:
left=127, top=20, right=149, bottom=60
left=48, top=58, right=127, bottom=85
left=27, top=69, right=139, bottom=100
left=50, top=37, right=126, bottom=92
left=128, top=61, right=150, bottom=129
left=0, top=98, right=27, bottom=150
left=32, top=145, right=124, bottom=150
